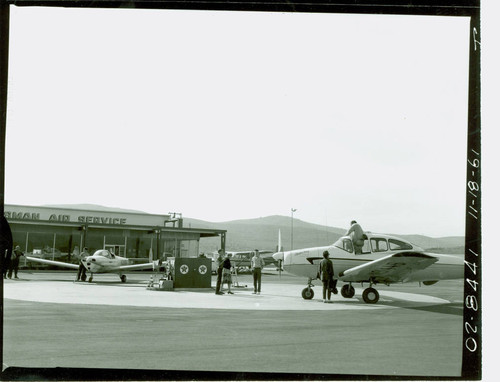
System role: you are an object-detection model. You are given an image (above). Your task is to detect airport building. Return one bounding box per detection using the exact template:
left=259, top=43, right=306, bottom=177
left=4, top=204, right=226, bottom=265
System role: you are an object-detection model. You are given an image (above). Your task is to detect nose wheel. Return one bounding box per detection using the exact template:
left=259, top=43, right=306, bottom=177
left=301, top=287, right=314, bottom=299
left=120, top=274, right=127, bottom=283
left=301, top=278, right=315, bottom=300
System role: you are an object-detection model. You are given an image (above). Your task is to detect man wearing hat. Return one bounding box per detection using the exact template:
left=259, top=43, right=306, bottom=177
left=8, top=245, right=24, bottom=279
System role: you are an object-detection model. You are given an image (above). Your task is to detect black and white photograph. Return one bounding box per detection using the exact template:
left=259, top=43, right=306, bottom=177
left=0, top=0, right=484, bottom=380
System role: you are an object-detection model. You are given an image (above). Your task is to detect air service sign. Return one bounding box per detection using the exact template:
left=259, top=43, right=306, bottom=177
left=4, top=205, right=168, bottom=227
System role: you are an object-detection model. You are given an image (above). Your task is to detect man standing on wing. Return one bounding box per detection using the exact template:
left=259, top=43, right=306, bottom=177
left=345, top=220, right=365, bottom=254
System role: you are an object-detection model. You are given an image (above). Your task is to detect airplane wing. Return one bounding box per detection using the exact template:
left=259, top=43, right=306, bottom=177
left=115, top=263, right=155, bottom=271
left=338, top=252, right=438, bottom=284
left=25, top=256, right=80, bottom=270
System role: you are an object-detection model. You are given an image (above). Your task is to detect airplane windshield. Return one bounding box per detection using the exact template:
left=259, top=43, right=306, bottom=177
left=333, top=238, right=354, bottom=253
left=94, top=250, right=112, bottom=258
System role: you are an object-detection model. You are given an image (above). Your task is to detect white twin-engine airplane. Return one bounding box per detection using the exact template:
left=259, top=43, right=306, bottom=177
left=272, top=232, right=464, bottom=304
left=26, top=249, right=156, bottom=283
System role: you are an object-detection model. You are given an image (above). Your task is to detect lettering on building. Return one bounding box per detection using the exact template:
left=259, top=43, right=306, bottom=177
left=49, top=214, right=70, bottom=222
left=4, top=212, right=41, bottom=220
left=5, top=211, right=126, bottom=225
left=77, top=216, right=127, bottom=225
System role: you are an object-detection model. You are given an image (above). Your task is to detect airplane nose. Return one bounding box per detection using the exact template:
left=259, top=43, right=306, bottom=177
left=272, top=252, right=284, bottom=262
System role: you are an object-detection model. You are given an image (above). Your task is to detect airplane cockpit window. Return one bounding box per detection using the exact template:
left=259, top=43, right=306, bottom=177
left=360, top=240, right=371, bottom=255
left=388, top=239, right=413, bottom=250
left=370, top=238, right=388, bottom=252
left=96, top=250, right=112, bottom=258
left=333, top=238, right=353, bottom=253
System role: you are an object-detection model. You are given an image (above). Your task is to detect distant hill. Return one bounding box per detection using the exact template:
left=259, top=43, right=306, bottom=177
left=182, top=216, right=465, bottom=254
left=42, top=204, right=465, bottom=253
left=43, top=204, right=146, bottom=214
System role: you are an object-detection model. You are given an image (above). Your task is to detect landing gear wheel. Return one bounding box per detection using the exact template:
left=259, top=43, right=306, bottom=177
left=362, top=287, right=379, bottom=304
left=341, top=284, right=355, bottom=298
left=88, top=276, right=93, bottom=283
left=120, top=275, right=127, bottom=283
left=301, top=287, right=314, bottom=300
left=81, top=274, right=87, bottom=282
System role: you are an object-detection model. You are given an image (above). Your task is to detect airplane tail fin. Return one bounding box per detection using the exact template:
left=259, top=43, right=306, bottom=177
left=276, top=229, right=284, bottom=277
left=276, top=229, right=283, bottom=253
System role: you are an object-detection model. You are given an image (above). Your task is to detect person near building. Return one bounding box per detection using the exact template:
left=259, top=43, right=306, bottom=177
left=3, top=248, right=12, bottom=279
left=345, top=220, right=365, bottom=254
left=221, top=253, right=234, bottom=294
left=319, top=250, right=335, bottom=303
left=75, top=247, right=89, bottom=282
left=251, top=249, right=266, bottom=295
left=215, top=249, right=225, bottom=295
left=8, top=245, right=24, bottom=279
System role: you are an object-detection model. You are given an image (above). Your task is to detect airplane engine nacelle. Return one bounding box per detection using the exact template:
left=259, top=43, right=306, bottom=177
left=272, top=252, right=284, bottom=262
left=423, top=280, right=439, bottom=286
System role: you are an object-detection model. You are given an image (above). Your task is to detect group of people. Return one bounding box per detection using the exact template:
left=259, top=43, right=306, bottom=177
left=3, top=245, right=24, bottom=279
left=214, top=249, right=265, bottom=295
left=212, top=220, right=363, bottom=301
left=5, top=221, right=363, bottom=304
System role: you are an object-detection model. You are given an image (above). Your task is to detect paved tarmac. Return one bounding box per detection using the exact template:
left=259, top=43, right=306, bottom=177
left=2, top=270, right=465, bottom=379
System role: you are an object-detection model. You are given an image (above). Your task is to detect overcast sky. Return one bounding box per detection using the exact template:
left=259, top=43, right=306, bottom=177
left=5, top=6, right=471, bottom=237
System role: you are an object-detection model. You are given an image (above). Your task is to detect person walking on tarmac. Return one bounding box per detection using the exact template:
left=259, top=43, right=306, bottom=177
left=251, top=250, right=265, bottom=295
left=75, top=247, right=89, bottom=282
left=215, top=249, right=224, bottom=295
left=8, top=245, right=24, bottom=279
left=319, top=250, right=335, bottom=303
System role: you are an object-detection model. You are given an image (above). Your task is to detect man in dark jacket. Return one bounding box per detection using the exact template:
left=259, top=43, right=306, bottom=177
left=8, top=245, right=24, bottom=279
left=75, top=247, right=89, bottom=282
left=215, top=249, right=224, bottom=295
left=319, top=250, right=335, bottom=303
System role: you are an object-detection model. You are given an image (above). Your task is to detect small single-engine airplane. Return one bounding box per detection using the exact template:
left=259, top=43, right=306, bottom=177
left=272, top=232, right=464, bottom=304
left=206, top=249, right=277, bottom=273
left=26, top=249, right=155, bottom=283
left=227, top=250, right=277, bottom=271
